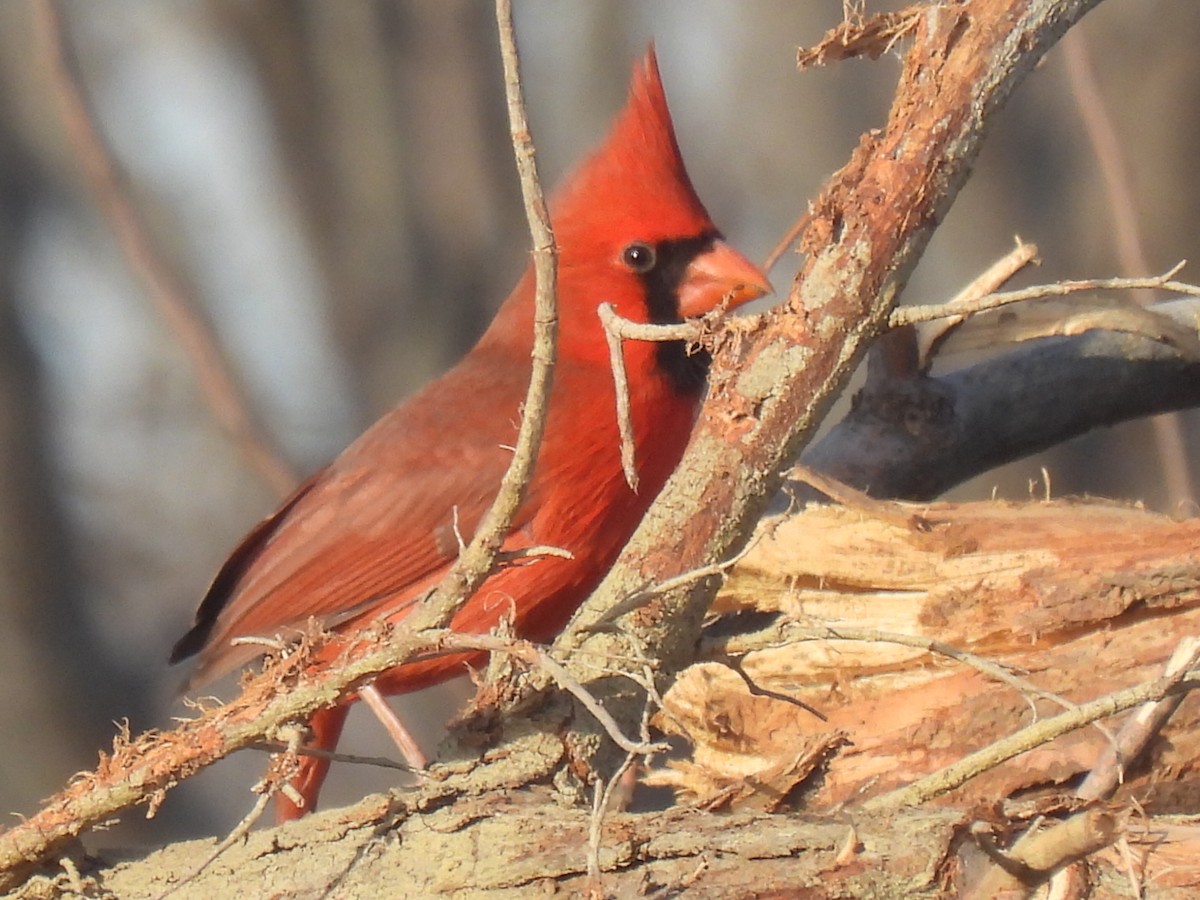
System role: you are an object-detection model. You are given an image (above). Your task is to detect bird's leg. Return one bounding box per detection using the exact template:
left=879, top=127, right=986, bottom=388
left=276, top=703, right=350, bottom=823
left=358, top=682, right=429, bottom=770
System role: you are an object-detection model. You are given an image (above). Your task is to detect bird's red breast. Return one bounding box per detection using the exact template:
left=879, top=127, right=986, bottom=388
left=171, top=46, right=768, bottom=813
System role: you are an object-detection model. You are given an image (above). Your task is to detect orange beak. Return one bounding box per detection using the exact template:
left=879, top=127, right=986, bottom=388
left=677, top=239, right=772, bottom=319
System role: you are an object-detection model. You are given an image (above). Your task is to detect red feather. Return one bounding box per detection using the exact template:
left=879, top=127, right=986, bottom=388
left=172, top=46, right=768, bottom=819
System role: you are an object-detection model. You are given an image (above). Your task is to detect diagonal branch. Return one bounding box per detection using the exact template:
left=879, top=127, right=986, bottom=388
left=406, top=0, right=558, bottom=632
left=561, top=0, right=1107, bottom=687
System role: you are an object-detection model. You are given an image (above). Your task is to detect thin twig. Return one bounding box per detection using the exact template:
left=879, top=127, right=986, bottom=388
left=724, top=657, right=828, bottom=722
left=1075, top=637, right=1200, bottom=802
left=495, top=544, right=575, bottom=565
left=1062, top=32, right=1153, bottom=304
left=890, top=263, right=1196, bottom=327
left=762, top=209, right=813, bottom=273
left=917, top=237, right=1040, bottom=365
left=586, top=700, right=653, bottom=885
left=359, top=683, right=428, bottom=770
left=408, top=0, right=558, bottom=631
left=157, top=725, right=305, bottom=899
left=597, top=304, right=703, bottom=491
left=944, top=238, right=1040, bottom=309
left=785, top=464, right=929, bottom=529
left=34, top=0, right=297, bottom=497
left=251, top=741, right=415, bottom=773
left=444, top=632, right=665, bottom=756
left=578, top=530, right=763, bottom=637
left=863, top=668, right=1200, bottom=812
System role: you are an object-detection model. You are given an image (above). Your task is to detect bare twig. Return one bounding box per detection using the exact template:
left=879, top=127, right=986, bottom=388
left=597, top=303, right=703, bottom=491
left=251, top=741, right=415, bottom=773
left=359, top=683, right=428, bottom=770
left=444, top=632, right=665, bottom=756
left=762, top=210, right=813, bottom=273
left=586, top=701, right=652, bottom=885
left=917, top=238, right=1040, bottom=365
left=495, top=544, right=575, bottom=565
left=864, top=668, right=1200, bottom=813
left=944, top=238, right=1041, bottom=309
left=1075, top=637, right=1200, bottom=802
left=715, top=622, right=1108, bottom=739
left=785, top=464, right=928, bottom=528
left=890, top=263, right=1196, bottom=327
left=578, top=531, right=763, bottom=637
left=724, top=657, right=828, bottom=722
left=158, top=725, right=306, bottom=899
left=966, top=808, right=1122, bottom=899
left=34, top=0, right=297, bottom=496
left=407, top=0, right=558, bottom=631
left=1062, top=32, right=1153, bottom=304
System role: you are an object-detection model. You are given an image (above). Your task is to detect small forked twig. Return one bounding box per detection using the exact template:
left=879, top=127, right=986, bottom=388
left=597, top=303, right=702, bottom=491
left=720, top=622, right=1119, bottom=751
left=1075, top=637, right=1200, bottom=802
left=891, top=262, right=1196, bottom=327
left=578, top=530, right=764, bottom=636
left=156, top=725, right=306, bottom=899
left=443, top=632, right=666, bottom=756
left=586, top=698, right=654, bottom=887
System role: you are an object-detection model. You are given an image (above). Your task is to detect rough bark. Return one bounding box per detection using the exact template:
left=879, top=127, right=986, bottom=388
left=15, top=499, right=1200, bottom=898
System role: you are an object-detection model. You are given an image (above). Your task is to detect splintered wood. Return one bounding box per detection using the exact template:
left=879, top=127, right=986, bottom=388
left=652, top=499, right=1200, bottom=820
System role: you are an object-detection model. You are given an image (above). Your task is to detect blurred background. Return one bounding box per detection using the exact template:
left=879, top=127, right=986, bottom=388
left=0, top=0, right=1196, bottom=846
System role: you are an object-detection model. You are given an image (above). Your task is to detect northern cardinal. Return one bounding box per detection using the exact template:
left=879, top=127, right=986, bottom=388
left=171, top=47, right=768, bottom=820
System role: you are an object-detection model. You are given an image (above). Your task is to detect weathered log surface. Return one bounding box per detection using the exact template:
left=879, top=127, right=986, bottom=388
left=54, top=798, right=962, bottom=899
left=14, top=498, right=1200, bottom=898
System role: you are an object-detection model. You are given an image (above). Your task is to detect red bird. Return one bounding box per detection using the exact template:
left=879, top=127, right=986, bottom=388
left=171, top=47, right=768, bottom=820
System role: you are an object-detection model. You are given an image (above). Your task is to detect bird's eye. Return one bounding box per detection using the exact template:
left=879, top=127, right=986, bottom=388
left=621, top=242, right=656, bottom=273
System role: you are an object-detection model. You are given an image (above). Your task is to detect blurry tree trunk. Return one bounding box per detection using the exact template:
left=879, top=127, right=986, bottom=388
left=212, top=0, right=524, bottom=412
left=0, top=149, right=100, bottom=813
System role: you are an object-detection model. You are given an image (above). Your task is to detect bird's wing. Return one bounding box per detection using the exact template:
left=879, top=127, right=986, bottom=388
left=177, top=357, right=531, bottom=685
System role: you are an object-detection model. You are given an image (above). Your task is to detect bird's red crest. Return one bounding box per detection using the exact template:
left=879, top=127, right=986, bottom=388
left=549, top=45, right=714, bottom=255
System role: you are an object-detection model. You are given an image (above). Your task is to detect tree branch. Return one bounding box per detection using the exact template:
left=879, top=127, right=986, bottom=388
left=805, top=301, right=1200, bottom=500
left=406, top=0, right=558, bottom=631
left=561, top=0, right=1105, bottom=689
